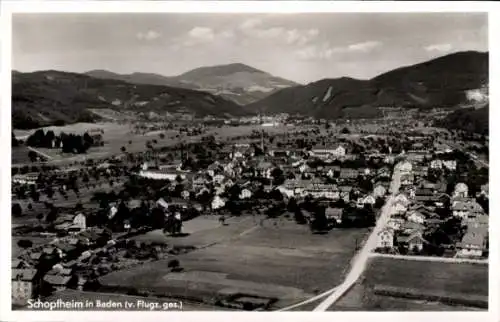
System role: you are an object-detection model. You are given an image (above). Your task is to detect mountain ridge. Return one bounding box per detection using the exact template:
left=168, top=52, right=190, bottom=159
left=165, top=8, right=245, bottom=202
left=85, top=63, right=299, bottom=106
left=248, top=51, right=488, bottom=119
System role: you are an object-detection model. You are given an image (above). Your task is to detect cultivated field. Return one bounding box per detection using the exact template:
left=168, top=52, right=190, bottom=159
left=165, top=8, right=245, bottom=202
left=99, top=216, right=370, bottom=309
left=331, top=256, right=488, bottom=311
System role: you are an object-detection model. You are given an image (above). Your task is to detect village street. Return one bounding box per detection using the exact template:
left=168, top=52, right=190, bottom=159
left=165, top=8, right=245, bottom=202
left=312, top=164, right=402, bottom=311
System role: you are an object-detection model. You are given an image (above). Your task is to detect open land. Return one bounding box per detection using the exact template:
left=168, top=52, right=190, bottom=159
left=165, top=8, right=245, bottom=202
left=99, top=216, right=370, bottom=309
left=331, top=256, right=488, bottom=311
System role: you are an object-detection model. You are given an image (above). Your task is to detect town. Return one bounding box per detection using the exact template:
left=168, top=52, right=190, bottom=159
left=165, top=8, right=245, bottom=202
left=11, top=114, right=489, bottom=311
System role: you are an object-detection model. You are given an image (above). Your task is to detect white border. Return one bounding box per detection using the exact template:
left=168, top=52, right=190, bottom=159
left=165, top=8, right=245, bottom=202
left=0, top=2, right=498, bottom=322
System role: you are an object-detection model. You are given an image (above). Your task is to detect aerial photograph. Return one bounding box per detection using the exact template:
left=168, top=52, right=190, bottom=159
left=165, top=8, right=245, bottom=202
left=10, top=12, right=488, bottom=311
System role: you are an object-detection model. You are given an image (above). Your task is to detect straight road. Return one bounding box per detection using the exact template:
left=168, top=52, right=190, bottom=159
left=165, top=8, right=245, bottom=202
left=312, top=165, right=402, bottom=311
left=27, top=146, right=54, bottom=160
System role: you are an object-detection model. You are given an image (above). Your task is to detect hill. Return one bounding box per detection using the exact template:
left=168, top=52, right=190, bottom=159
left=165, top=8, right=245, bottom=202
left=12, top=70, right=246, bottom=129
left=434, top=105, right=489, bottom=135
left=86, top=63, right=298, bottom=105
left=248, top=51, right=488, bottom=119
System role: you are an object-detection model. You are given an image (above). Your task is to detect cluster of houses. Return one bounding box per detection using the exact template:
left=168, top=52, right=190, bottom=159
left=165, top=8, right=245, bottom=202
left=376, top=158, right=488, bottom=258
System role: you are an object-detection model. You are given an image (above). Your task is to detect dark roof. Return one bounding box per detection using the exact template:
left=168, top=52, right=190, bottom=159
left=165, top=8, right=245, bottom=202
left=12, top=269, right=37, bottom=281
left=44, top=274, right=72, bottom=286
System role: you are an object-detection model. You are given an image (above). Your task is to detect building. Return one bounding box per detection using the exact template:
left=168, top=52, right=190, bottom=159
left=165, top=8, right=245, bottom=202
left=12, top=269, right=39, bottom=306
left=211, top=196, right=226, bottom=210
left=456, top=229, right=487, bottom=258
left=452, top=199, right=484, bottom=220
left=325, top=207, right=343, bottom=224
left=373, top=185, right=387, bottom=198
left=453, top=183, right=469, bottom=199
left=397, top=231, right=426, bottom=252
left=239, top=189, right=252, bottom=200
left=377, top=228, right=395, bottom=249
left=72, top=213, right=86, bottom=231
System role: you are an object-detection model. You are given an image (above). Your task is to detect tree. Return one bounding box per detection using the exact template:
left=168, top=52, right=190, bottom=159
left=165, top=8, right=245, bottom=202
left=341, top=127, right=350, bottom=134
left=12, top=203, right=22, bottom=217
left=168, top=259, right=181, bottom=272
left=17, top=239, right=33, bottom=249
left=28, top=151, right=38, bottom=162
left=121, top=146, right=127, bottom=153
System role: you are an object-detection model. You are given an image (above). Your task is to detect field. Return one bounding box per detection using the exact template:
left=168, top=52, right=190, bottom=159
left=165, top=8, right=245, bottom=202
left=99, top=216, right=370, bottom=309
left=331, top=256, right=488, bottom=311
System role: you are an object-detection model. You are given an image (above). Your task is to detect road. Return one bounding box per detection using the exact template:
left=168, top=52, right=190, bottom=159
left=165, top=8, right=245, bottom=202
left=312, top=165, right=402, bottom=311
left=370, top=253, right=488, bottom=265
left=27, top=146, right=54, bottom=160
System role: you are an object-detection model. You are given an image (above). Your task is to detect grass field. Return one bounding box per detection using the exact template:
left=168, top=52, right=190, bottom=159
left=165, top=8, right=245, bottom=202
left=99, top=216, right=370, bottom=309
left=331, top=256, right=488, bottom=311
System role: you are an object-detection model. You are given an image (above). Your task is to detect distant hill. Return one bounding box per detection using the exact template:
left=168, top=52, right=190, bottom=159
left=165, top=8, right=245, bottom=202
left=86, top=63, right=298, bottom=105
left=12, top=70, right=246, bottom=129
left=248, top=51, right=488, bottom=119
left=434, top=105, right=489, bottom=135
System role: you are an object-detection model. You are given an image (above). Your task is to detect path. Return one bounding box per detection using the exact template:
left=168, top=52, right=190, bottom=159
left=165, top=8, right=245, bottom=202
left=312, top=165, right=402, bottom=311
left=27, top=146, right=54, bottom=160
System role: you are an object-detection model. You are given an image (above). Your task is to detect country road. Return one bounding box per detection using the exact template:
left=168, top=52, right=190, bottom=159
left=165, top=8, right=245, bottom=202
left=312, top=165, right=402, bottom=311
left=27, top=146, right=54, bottom=160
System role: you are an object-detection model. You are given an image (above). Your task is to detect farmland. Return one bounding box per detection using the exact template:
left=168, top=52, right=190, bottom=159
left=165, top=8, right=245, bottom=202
left=331, top=257, right=488, bottom=311
left=99, top=216, right=370, bottom=309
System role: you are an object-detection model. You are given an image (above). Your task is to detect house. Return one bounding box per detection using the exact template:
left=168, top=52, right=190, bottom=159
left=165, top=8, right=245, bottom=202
left=339, top=169, right=359, bottom=180
left=213, top=174, right=226, bottom=184
left=357, top=195, right=376, bottom=208
left=430, top=159, right=443, bottom=169
left=400, top=174, right=414, bottom=186
left=452, top=199, right=484, bottom=220
left=387, top=215, right=406, bottom=230
left=239, top=188, right=252, bottom=200
left=397, top=161, right=413, bottom=174
left=377, top=228, right=395, bottom=249
left=400, top=221, right=425, bottom=235
left=406, top=211, right=426, bottom=225
left=192, top=176, right=207, bottom=190
left=394, top=193, right=410, bottom=206
left=211, top=196, right=226, bottom=210
left=338, top=186, right=352, bottom=202
left=397, top=231, right=426, bottom=252
left=453, top=183, right=469, bottom=198
left=325, top=207, right=343, bottom=224
left=43, top=274, right=74, bottom=292
left=72, top=213, right=86, bottom=231
left=465, top=214, right=488, bottom=230
left=12, top=268, right=39, bottom=306
left=478, top=184, right=489, bottom=198
left=456, top=230, right=487, bottom=258
left=442, top=160, right=457, bottom=171
left=414, top=188, right=435, bottom=203
left=373, top=185, right=387, bottom=198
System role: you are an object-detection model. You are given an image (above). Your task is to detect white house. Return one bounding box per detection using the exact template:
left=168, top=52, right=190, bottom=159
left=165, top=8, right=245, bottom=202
left=239, top=189, right=252, bottom=200
left=181, top=190, right=190, bottom=200
left=377, top=228, right=394, bottom=249
left=373, top=185, right=387, bottom=198
left=453, top=183, right=469, bottom=198
left=430, top=160, right=443, bottom=169
left=394, top=193, right=410, bottom=206
left=442, top=160, right=457, bottom=171
left=397, top=161, right=413, bottom=174
left=72, top=213, right=86, bottom=230
left=394, top=202, right=407, bottom=214
left=211, top=196, right=226, bottom=210
left=387, top=216, right=405, bottom=230
left=406, top=211, right=426, bottom=225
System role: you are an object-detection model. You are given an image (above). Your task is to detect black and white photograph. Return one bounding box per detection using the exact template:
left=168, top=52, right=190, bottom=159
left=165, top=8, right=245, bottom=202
left=1, top=1, right=495, bottom=320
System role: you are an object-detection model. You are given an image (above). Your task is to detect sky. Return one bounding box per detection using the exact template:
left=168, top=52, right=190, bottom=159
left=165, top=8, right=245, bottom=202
left=12, top=13, right=488, bottom=84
